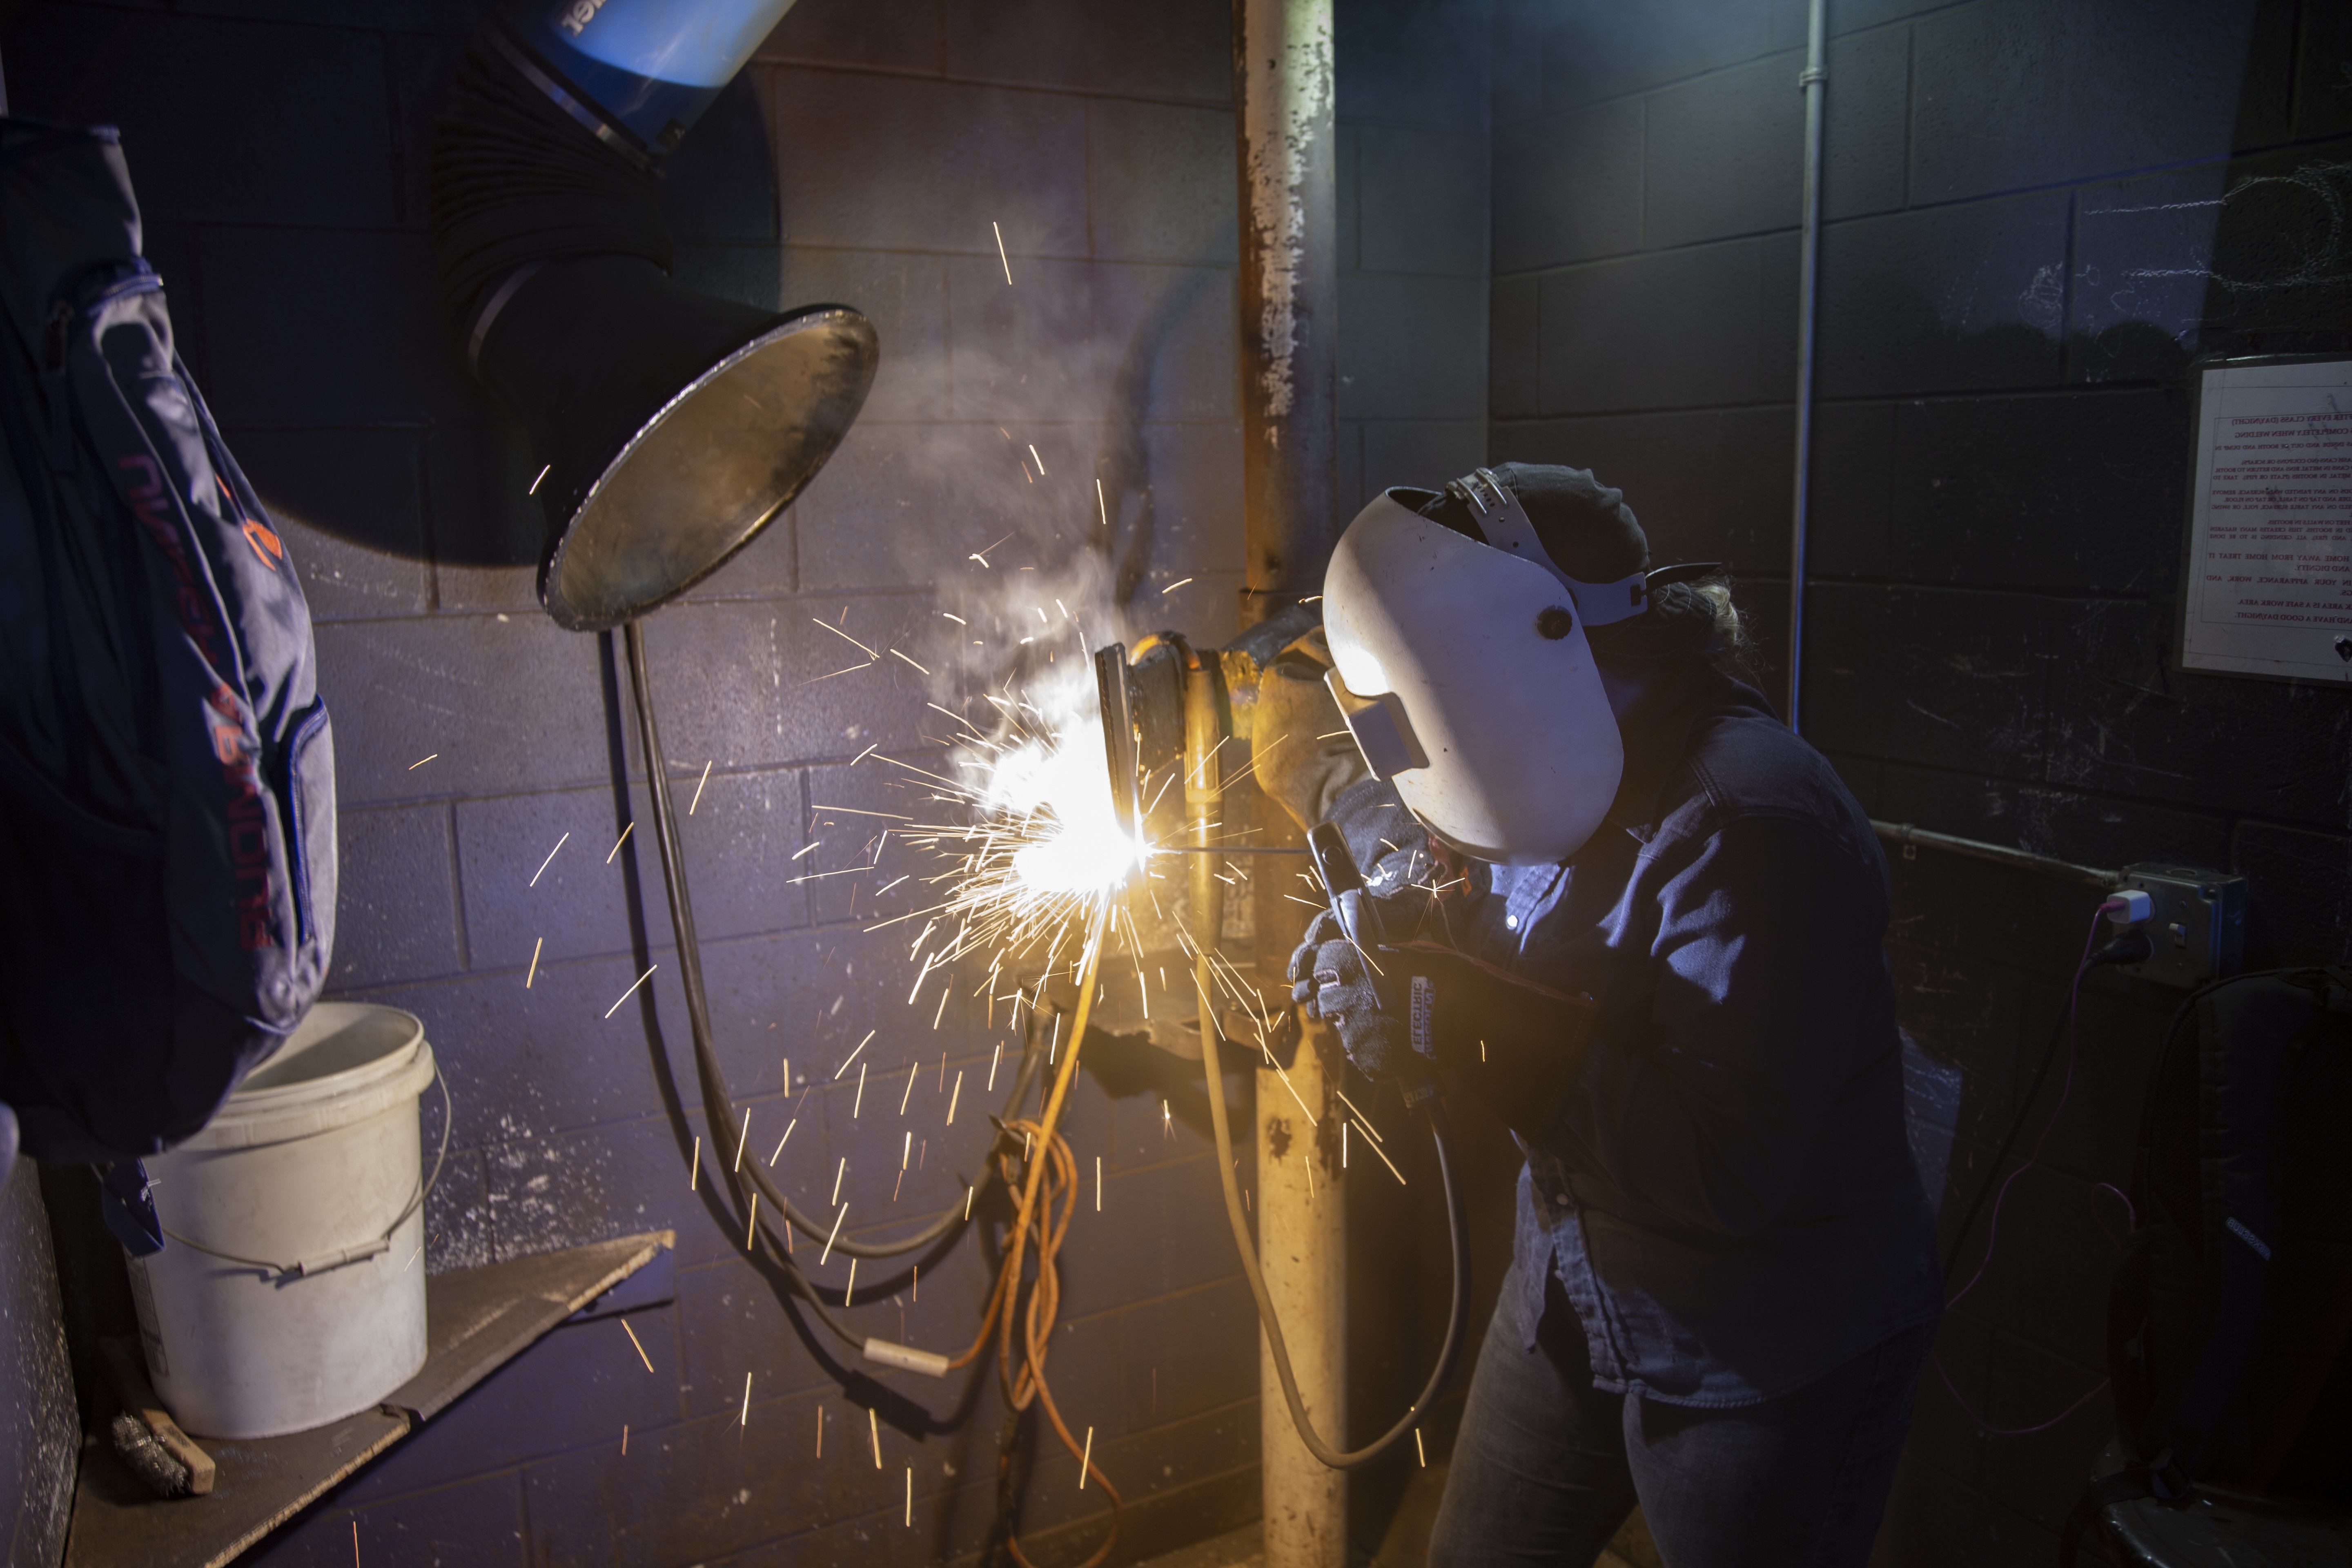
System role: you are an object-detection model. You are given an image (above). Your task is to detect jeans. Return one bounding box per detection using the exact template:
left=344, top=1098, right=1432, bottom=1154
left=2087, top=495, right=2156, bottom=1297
left=1428, top=1265, right=1933, bottom=1567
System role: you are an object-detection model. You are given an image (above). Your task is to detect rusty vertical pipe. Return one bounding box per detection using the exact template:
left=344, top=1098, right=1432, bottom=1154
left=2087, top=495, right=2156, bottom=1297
left=1232, top=3, right=1345, bottom=1563
left=1234, top=0, right=1341, bottom=629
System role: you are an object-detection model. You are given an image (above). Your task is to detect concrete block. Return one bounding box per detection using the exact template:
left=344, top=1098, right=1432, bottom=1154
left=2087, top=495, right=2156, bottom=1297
left=314, top=613, right=612, bottom=806
left=813, top=1052, right=984, bottom=1233
left=677, top=1257, right=842, bottom=1423
left=423, top=1147, right=493, bottom=1274
left=1876, top=764, right=2230, bottom=887
left=795, top=422, right=999, bottom=595
left=1054, top=1155, right=1239, bottom=1324
left=7, top=8, right=394, bottom=229
left=1813, top=194, right=2070, bottom=401
left=1539, top=239, right=1771, bottom=414
left=1089, top=99, right=1238, bottom=267
left=945, top=0, right=1229, bottom=105
left=774, top=69, right=1087, bottom=256
left=1358, top=125, right=1487, bottom=277
left=1490, top=272, right=1540, bottom=419
left=1534, top=0, right=1777, bottom=113
left=1337, top=273, right=1487, bottom=420
left=1710, top=402, right=1799, bottom=575
left=1338, top=125, right=1361, bottom=274
left=453, top=785, right=645, bottom=972
left=635, top=595, right=941, bottom=771
left=1822, top=22, right=1912, bottom=221
left=1118, top=1277, right=1257, bottom=1434
left=524, top=1389, right=910, bottom=1564
left=332, top=803, right=462, bottom=989
left=1339, top=0, right=1490, bottom=132
left=1338, top=419, right=1368, bottom=518
left=1494, top=97, right=1642, bottom=275
left=948, top=254, right=1236, bottom=424
left=1644, top=50, right=1804, bottom=251
left=251, top=1469, right=525, bottom=1568
left=1802, top=584, right=2052, bottom=780
left=2296, top=2, right=2352, bottom=140
left=1503, top=406, right=1794, bottom=576
left=781, top=245, right=951, bottom=424
left=1875, top=1451, right=2061, bottom=1568
left=662, top=73, right=781, bottom=246
left=1884, top=942, right=2033, bottom=1148
left=1360, top=419, right=1486, bottom=496
left=2043, top=597, right=2352, bottom=826
left=425, top=422, right=549, bottom=613
left=393, top=32, right=466, bottom=231
left=225, top=428, right=431, bottom=620
left=754, top=0, right=944, bottom=71
left=484, top=1111, right=710, bottom=1267
left=199, top=228, right=490, bottom=428
left=1013, top=1398, right=1257, bottom=1537
left=1911, top=0, right=2290, bottom=205
left=324, top=1303, right=686, bottom=1505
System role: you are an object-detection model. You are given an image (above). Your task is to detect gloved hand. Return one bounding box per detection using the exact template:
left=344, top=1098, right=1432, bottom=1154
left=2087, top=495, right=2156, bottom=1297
left=1287, top=908, right=1417, bottom=1080
left=1254, top=652, right=1369, bottom=833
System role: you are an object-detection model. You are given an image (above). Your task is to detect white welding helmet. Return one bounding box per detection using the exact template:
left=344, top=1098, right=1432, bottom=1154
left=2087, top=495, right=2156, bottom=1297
left=1322, top=469, right=1648, bottom=866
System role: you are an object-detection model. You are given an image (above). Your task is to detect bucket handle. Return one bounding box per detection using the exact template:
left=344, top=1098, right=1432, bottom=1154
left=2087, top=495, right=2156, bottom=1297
left=158, top=1063, right=454, bottom=1279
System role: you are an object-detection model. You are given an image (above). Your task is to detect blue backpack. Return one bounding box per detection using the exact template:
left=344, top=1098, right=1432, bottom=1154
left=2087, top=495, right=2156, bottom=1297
left=0, top=120, right=335, bottom=1177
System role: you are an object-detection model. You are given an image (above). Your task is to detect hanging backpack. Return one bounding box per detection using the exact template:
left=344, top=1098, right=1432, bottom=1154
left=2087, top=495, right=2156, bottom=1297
left=2103, top=965, right=2352, bottom=1505
left=0, top=119, right=335, bottom=1174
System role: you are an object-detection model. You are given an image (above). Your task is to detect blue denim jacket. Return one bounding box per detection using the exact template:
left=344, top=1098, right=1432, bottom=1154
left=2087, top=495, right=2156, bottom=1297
left=1340, top=670, right=1942, bottom=1408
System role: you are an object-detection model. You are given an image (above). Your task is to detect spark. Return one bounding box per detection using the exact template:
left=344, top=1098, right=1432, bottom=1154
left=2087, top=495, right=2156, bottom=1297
left=815, top=1407, right=824, bottom=1457
left=792, top=839, right=821, bottom=861
left=1079, top=1425, right=1094, bottom=1488
left=870, top=1406, right=883, bottom=1468
left=733, top=1106, right=752, bottom=1170
left=899, top=1061, right=918, bottom=1114
left=530, top=832, right=570, bottom=887
left=689, top=1134, right=701, bottom=1190
left=1096, top=1155, right=1102, bottom=1212
left=947, top=1070, right=962, bottom=1125
left=902, top=1130, right=913, bottom=1169
left=1096, top=477, right=1109, bottom=528
left=1334, top=1088, right=1383, bottom=1142
left=1416, top=1428, right=1427, bottom=1467
left=1163, top=1099, right=1172, bottom=1139
left=768, top=1118, right=797, bottom=1165
left=906, top=1467, right=913, bottom=1527
left=408, top=753, right=437, bottom=770
left=688, top=760, right=713, bottom=814
left=814, top=617, right=878, bottom=658
left=606, top=822, right=633, bottom=862
left=821, top=1204, right=847, bottom=1263
left=622, top=1424, right=628, bottom=1455
left=529, top=463, right=550, bottom=494
left=891, top=648, right=931, bottom=675
left=620, top=1318, right=655, bottom=1372
left=744, top=1192, right=760, bottom=1250
left=1028, top=443, right=1047, bottom=474
left=942, top=612, right=967, bottom=625
left=741, top=1372, right=752, bottom=1426
left=525, top=937, right=541, bottom=989
left=1160, top=577, right=1193, bottom=595
left=855, top=1061, right=868, bottom=1116
left=993, top=220, right=1013, bottom=284
left=989, top=1042, right=1002, bottom=1089
left=1355, top=1118, right=1408, bottom=1185
left=605, top=964, right=658, bottom=1018
left=837, top=1030, right=875, bottom=1078
left=964, top=1184, right=976, bottom=1220
left=846, top=1257, right=857, bottom=1304
left=832, top=1157, right=847, bottom=1205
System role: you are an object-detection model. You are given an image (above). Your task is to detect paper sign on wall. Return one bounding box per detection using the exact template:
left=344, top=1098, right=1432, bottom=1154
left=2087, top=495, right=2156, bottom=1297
left=2180, top=357, right=2352, bottom=681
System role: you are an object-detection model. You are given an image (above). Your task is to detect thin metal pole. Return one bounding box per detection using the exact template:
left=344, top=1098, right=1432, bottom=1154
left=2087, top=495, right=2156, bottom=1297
left=1787, top=0, right=1828, bottom=731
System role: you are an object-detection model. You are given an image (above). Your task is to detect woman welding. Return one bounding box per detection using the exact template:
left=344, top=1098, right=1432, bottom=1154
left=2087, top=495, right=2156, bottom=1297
left=1261, top=464, right=1941, bottom=1566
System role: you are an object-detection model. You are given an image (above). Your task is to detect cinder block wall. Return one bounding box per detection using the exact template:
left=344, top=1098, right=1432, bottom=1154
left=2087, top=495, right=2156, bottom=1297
left=7, top=0, right=1485, bottom=1563
left=1490, top=1, right=2352, bottom=1563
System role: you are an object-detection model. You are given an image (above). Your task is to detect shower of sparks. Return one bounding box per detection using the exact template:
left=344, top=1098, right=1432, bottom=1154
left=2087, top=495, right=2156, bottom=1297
left=530, top=832, right=570, bottom=887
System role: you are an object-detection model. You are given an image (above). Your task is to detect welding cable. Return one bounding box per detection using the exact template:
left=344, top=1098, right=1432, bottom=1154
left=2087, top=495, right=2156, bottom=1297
left=1195, top=962, right=1473, bottom=1469
left=618, top=624, right=1042, bottom=1347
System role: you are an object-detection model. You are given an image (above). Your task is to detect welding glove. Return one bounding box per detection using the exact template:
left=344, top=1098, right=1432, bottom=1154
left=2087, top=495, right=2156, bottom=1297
left=1289, top=915, right=1591, bottom=1136
left=1254, top=648, right=1369, bottom=833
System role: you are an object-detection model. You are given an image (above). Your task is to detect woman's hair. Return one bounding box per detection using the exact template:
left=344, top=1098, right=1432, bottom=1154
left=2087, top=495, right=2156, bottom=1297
left=1590, top=575, right=1766, bottom=688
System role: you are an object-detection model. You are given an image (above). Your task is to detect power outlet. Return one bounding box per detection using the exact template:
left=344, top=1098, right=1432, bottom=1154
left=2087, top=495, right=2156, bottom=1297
left=2115, top=864, right=2247, bottom=987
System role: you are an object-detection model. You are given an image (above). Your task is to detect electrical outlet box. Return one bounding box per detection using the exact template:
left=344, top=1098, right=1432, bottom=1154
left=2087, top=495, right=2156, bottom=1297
left=2115, top=864, right=2247, bottom=987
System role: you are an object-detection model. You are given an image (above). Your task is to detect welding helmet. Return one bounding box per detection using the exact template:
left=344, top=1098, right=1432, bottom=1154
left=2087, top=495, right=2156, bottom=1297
left=1321, top=466, right=1648, bottom=866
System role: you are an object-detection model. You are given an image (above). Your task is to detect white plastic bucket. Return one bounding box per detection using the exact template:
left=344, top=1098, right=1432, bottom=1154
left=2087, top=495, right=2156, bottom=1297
left=126, top=1003, right=438, bottom=1439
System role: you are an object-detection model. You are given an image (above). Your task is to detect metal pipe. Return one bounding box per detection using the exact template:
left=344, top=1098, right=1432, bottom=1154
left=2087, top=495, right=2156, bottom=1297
left=1786, top=0, right=1827, bottom=730
left=1234, top=0, right=1340, bottom=629
left=1233, top=5, right=1342, bottom=1552
left=1870, top=820, right=2120, bottom=890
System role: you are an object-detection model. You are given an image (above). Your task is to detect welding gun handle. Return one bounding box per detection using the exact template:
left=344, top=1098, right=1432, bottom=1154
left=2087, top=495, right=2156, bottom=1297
left=1307, top=821, right=1364, bottom=898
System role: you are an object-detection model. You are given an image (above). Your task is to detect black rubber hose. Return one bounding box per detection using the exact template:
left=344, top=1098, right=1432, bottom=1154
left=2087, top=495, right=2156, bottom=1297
left=620, top=622, right=1036, bottom=1345
left=1198, top=1029, right=1472, bottom=1469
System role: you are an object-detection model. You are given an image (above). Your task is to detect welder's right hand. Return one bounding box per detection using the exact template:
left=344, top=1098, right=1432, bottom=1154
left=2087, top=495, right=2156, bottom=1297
left=1254, top=653, right=1369, bottom=833
left=1287, top=911, right=1415, bottom=1080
